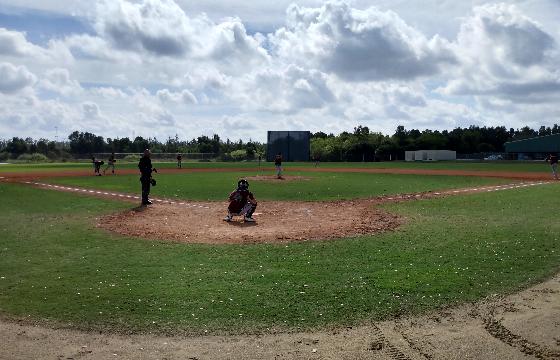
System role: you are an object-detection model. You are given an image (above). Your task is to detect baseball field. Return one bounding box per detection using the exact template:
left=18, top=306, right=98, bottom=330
left=1, top=161, right=559, bottom=358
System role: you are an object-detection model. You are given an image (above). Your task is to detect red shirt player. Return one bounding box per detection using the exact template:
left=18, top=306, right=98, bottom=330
left=223, top=179, right=257, bottom=223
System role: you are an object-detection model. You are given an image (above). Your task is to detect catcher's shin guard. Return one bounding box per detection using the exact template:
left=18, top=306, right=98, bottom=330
left=240, top=202, right=257, bottom=217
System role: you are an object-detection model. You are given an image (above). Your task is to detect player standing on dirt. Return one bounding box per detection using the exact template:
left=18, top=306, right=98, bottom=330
left=223, top=179, right=257, bottom=223
left=274, top=153, right=283, bottom=179
left=545, top=153, right=558, bottom=180
left=103, top=152, right=116, bottom=175
left=138, top=149, right=157, bottom=205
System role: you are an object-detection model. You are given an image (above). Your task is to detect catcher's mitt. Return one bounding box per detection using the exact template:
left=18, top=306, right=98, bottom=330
left=150, top=178, right=157, bottom=186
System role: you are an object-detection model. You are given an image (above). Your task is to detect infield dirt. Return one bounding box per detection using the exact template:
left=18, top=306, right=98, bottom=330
left=98, top=199, right=403, bottom=244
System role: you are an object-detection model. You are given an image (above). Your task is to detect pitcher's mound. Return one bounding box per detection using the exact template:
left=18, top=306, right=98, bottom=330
left=99, top=200, right=402, bottom=244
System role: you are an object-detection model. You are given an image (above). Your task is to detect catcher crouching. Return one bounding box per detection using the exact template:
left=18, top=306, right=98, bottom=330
left=224, top=179, right=257, bottom=223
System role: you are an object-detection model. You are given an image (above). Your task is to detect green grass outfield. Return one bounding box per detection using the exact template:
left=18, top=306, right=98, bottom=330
left=46, top=171, right=509, bottom=201
left=0, top=179, right=558, bottom=334
left=0, top=160, right=552, bottom=173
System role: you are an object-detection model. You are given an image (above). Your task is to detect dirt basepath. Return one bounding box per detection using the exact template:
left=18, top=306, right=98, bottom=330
left=0, top=166, right=556, bottom=181
left=2, top=275, right=558, bottom=360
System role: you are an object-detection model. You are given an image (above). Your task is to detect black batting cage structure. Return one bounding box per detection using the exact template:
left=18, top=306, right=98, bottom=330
left=267, top=131, right=311, bottom=162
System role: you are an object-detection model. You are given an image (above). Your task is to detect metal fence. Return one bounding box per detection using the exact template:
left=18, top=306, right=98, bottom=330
left=86, top=153, right=217, bottom=161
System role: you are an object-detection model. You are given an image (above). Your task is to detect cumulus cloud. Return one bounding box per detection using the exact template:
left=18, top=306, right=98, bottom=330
left=0, top=28, right=74, bottom=67
left=95, top=0, right=194, bottom=56
left=39, top=68, right=83, bottom=96
left=0, top=93, right=82, bottom=138
left=439, top=3, right=560, bottom=102
left=268, top=1, right=456, bottom=81
left=82, top=102, right=100, bottom=119
left=183, top=67, right=230, bottom=90
left=88, top=86, right=129, bottom=99
left=222, top=115, right=256, bottom=131
left=231, top=65, right=335, bottom=113
left=0, top=28, right=37, bottom=56
left=63, top=34, right=132, bottom=62
left=385, top=86, right=427, bottom=107
left=202, top=19, right=269, bottom=69
left=156, top=88, right=198, bottom=104
left=0, top=62, right=37, bottom=94
left=92, top=0, right=267, bottom=65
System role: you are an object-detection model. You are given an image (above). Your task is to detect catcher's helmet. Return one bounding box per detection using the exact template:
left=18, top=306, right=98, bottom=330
left=237, top=179, right=249, bottom=190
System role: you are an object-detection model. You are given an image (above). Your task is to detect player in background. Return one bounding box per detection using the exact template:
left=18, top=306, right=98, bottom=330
left=223, top=179, right=257, bottom=223
left=177, top=153, right=182, bottom=168
left=103, top=152, right=116, bottom=175
left=313, top=154, right=320, bottom=167
left=274, top=153, right=283, bottom=179
left=92, top=156, right=103, bottom=176
left=545, top=153, right=558, bottom=180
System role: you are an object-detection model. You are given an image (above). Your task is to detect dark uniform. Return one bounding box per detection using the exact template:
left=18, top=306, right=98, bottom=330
left=104, top=153, right=116, bottom=174
left=228, top=188, right=257, bottom=217
left=224, top=179, right=257, bottom=222
left=92, top=157, right=103, bottom=176
left=274, top=153, right=283, bottom=178
left=546, top=153, right=558, bottom=179
left=138, top=155, right=154, bottom=205
left=177, top=154, right=182, bottom=168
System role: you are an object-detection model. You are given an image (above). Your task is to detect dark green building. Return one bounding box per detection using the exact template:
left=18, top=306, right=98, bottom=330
left=505, top=133, right=560, bottom=159
left=267, top=131, right=310, bottom=162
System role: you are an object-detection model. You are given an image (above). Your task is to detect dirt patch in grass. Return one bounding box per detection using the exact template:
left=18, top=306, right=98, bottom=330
left=98, top=199, right=403, bottom=244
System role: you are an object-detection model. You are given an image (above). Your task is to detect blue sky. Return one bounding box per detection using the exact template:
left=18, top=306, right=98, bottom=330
left=0, top=0, right=559, bottom=142
left=0, top=4, right=94, bottom=45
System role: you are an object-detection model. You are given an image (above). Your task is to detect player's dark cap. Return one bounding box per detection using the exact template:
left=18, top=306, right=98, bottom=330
left=238, top=179, right=249, bottom=190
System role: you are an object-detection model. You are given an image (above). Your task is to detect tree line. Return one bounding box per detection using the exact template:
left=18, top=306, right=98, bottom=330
left=0, top=124, right=558, bottom=162
left=310, top=124, right=560, bottom=161
left=0, top=131, right=265, bottom=161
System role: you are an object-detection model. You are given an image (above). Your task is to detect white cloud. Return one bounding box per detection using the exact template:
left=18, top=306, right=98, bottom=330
left=183, top=67, right=230, bottom=90
left=0, top=28, right=74, bottom=69
left=268, top=2, right=456, bottom=81
left=201, top=19, right=269, bottom=69
left=231, top=64, right=335, bottom=113
left=156, top=88, right=197, bottom=104
left=88, top=86, right=129, bottom=100
left=0, top=27, right=36, bottom=56
left=95, top=0, right=194, bottom=57
left=0, top=62, right=37, bottom=94
left=82, top=101, right=100, bottom=119
left=93, top=0, right=268, bottom=68
left=439, top=3, right=560, bottom=102
left=39, top=68, right=82, bottom=96
left=62, top=34, right=133, bottom=63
